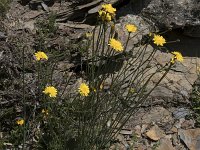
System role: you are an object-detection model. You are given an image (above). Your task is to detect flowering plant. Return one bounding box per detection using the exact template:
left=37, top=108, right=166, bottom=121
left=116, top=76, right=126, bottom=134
left=12, top=3, right=184, bottom=150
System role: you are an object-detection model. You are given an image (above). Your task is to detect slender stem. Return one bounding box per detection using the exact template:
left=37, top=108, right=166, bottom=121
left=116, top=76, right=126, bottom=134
left=124, top=32, right=130, bottom=51
left=22, top=46, right=26, bottom=150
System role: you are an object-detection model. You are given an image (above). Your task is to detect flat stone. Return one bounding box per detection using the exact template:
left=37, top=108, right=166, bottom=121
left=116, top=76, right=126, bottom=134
left=173, top=108, right=190, bottom=119
left=178, top=128, right=200, bottom=150
left=142, top=107, right=172, bottom=124
left=174, top=118, right=185, bottom=129
left=145, top=125, right=165, bottom=141
left=181, top=119, right=195, bottom=129
left=120, top=129, right=133, bottom=135
left=141, top=124, right=148, bottom=134
left=156, top=138, right=176, bottom=150
left=134, top=125, right=142, bottom=137
left=170, top=127, right=178, bottom=133
left=23, top=20, right=35, bottom=32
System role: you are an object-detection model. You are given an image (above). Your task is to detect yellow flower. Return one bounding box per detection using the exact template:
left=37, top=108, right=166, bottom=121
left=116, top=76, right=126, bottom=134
left=197, top=67, right=200, bottom=73
left=148, top=32, right=153, bottom=36
left=153, top=35, right=166, bottom=46
left=108, top=38, right=123, bottom=52
left=34, top=51, right=48, bottom=61
left=85, top=32, right=92, bottom=38
left=43, top=86, right=57, bottom=98
left=105, top=13, right=112, bottom=21
left=129, top=88, right=135, bottom=93
left=170, top=57, right=175, bottom=64
left=98, top=10, right=112, bottom=22
left=79, top=83, right=90, bottom=96
left=102, top=4, right=116, bottom=14
left=42, top=109, right=49, bottom=115
left=16, top=119, right=24, bottom=126
left=100, top=82, right=104, bottom=90
left=171, top=51, right=183, bottom=62
left=126, top=24, right=137, bottom=33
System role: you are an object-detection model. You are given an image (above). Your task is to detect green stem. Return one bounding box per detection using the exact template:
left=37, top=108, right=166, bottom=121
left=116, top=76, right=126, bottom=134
left=124, top=32, right=130, bottom=51
left=22, top=46, right=26, bottom=150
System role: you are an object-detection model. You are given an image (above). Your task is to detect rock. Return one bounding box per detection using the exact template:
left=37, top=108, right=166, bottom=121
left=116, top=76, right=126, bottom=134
left=41, top=2, right=49, bottom=12
left=0, top=32, right=7, bottom=39
left=116, top=14, right=200, bottom=105
left=173, top=108, right=191, bottom=119
left=156, top=138, right=176, bottom=150
left=178, top=128, right=200, bottom=150
left=142, top=107, right=172, bottom=124
left=136, top=0, right=200, bottom=37
left=181, top=119, right=195, bottom=129
left=120, top=129, right=133, bottom=135
left=170, top=127, right=178, bottom=133
left=150, top=56, right=200, bottom=104
left=145, top=125, right=165, bottom=141
left=23, top=20, right=35, bottom=32
left=136, top=144, right=147, bottom=150
left=134, top=125, right=142, bottom=137
left=141, top=124, right=148, bottom=134
left=174, top=118, right=185, bottom=129
left=172, top=133, right=180, bottom=147
left=23, top=10, right=43, bottom=20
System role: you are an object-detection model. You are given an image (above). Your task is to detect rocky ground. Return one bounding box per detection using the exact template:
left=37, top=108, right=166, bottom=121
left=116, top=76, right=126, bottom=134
left=1, top=0, right=200, bottom=149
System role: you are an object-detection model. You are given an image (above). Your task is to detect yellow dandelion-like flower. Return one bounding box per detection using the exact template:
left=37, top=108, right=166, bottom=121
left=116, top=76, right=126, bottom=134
left=16, top=119, right=24, bottom=126
left=126, top=24, right=137, bottom=33
left=79, top=83, right=90, bottom=97
left=129, top=88, right=135, bottom=93
left=197, top=66, right=200, bottom=73
left=170, top=57, right=175, bottom=64
left=100, top=82, right=104, bottom=90
left=148, top=32, right=153, bottom=36
left=171, top=51, right=183, bottom=62
left=98, top=10, right=112, bottom=22
left=34, top=51, right=48, bottom=61
left=108, top=38, right=123, bottom=52
left=153, top=34, right=166, bottom=46
left=102, top=4, right=116, bottom=14
left=42, top=109, right=49, bottom=115
left=105, top=13, right=112, bottom=21
left=98, top=10, right=104, bottom=16
left=85, top=32, right=92, bottom=38
left=43, top=86, right=57, bottom=98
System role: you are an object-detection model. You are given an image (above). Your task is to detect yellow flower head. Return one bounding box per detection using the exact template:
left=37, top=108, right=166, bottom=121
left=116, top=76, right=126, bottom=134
left=16, top=119, right=24, bottom=126
left=43, top=86, right=57, bottom=98
left=100, top=82, right=104, bottom=90
left=42, top=109, right=49, bottom=115
left=171, top=51, right=183, bottom=62
left=98, top=10, right=112, bottom=22
left=148, top=32, right=153, bottom=36
left=34, top=51, right=48, bottom=61
left=129, top=88, right=135, bottom=93
left=153, top=35, right=166, bottom=46
left=109, top=38, right=123, bottom=52
left=85, top=32, right=92, bottom=38
left=102, top=4, right=116, bottom=14
left=126, top=24, right=137, bottom=33
left=79, top=83, right=90, bottom=97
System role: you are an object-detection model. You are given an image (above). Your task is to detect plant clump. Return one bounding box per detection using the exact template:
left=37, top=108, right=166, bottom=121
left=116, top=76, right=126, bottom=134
left=7, top=3, right=185, bottom=150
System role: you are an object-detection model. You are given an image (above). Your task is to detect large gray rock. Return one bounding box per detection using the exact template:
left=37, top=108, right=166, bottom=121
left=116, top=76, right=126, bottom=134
left=178, top=128, right=200, bottom=150
left=130, top=0, right=200, bottom=37
left=115, top=14, right=200, bottom=105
